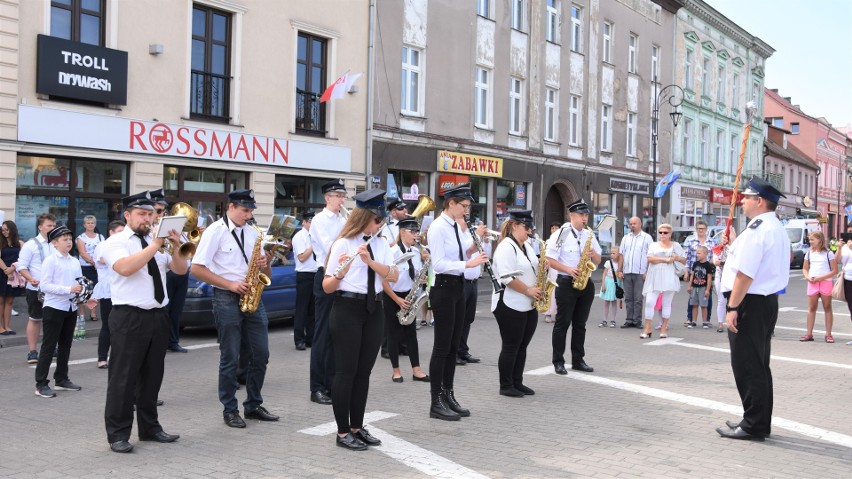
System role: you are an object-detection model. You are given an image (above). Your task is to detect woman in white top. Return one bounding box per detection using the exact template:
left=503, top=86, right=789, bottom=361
left=94, top=220, right=125, bottom=369
left=801, top=230, right=836, bottom=342
left=490, top=211, right=542, bottom=398
left=641, top=223, right=685, bottom=339
left=712, top=228, right=736, bottom=333
left=76, top=215, right=103, bottom=322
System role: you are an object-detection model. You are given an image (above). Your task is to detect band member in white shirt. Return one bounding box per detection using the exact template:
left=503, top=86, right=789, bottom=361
left=150, top=188, right=190, bottom=354
left=491, top=211, right=542, bottom=397
left=380, top=198, right=410, bottom=358
left=192, top=189, right=278, bottom=429
left=17, top=213, right=56, bottom=364
left=456, top=217, right=489, bottom=365
left=426, top=183, right=488, bottom=421
left=323, top=189, right=398, bottom=451
left=546, top=199, right=601, bottom=375
left=34, top=225, right=97, bottom=399
left=382, top=216, right=430, bottom=383
left=292, top=210, right=317, bottom=350
left=101, top=191, right=184, bottom=453
left=309, top=179, right=348, bottom=405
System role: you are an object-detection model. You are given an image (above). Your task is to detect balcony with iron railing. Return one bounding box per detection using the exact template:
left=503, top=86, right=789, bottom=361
left=295, top=89, right=326, bottom=136
left=191, top=70, right=231, bottom=122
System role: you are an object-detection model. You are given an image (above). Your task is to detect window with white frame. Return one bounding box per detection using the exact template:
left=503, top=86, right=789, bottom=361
left=685, top=49, right=694, bottom=89
left=474, top=67, right=491, bottom=128
left=569, top=95, right=580, bottom=145
left=401, top=46, right=423, bottom=115
left=628, top=34, right=637, bottom=73
left=715, top=129, right=724, bottom=171
left=702, top=57, right=711, bottom=96
left=682, top=118, right=693, bottom=164
left=791, top=122, right=800, bottom=134
left=626, top=112, right=637, bottom=156
left=601, top=104, right=612, bottom=151
left=570, top=5, right=582, bottom=52
left=546, top=0, right=559, bottom=43
left=700, top=124, right=709, bottom=167
left=511, top=0, right=525, bottom=31
left=651, top=44, right=659, bottom=81
left=544, top=87, right=557, bottom=141
left=716, top=65, right=725, bottom=102
left=602, top=22, right=612, bottom=63
left=509, top=78, right=523, bottom=135
left=477, top=0, right=491, bottom=18
left=732, top=72, right=739, bottom=109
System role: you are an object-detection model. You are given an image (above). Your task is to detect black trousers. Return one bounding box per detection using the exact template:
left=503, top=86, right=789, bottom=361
left=382, top=291, right=421, bottom=369
left=552, top=276, right=594, bottom=365
left=311, top=268, right=335, bottom=393
left=35, top=306, right=76, bottom=387
left=166, top=270, right=189, bottom=348
left=727, top=293, right=778, bottom=437
left=104, top=305, right=169, bottom=443
left=428, top=276, right=466, bottom=396
left=97, top=298, right=113, bottom=362
left=457, top=279, right=478, bottom=357
left=294, top=271, right=316, bottom=346
left=494, top=299, right=538, bottom=390
left=330, top=296, right=383, bottom=434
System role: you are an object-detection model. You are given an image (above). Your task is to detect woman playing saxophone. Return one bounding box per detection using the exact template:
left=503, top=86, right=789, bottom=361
left=490, top=211, right=542, bottom=397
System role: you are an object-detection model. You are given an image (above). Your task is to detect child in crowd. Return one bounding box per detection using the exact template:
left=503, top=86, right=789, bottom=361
left=598, top=246, right=623, bottom=328
left=801, top=230, right=836, bottom=342
left=34, top=225, right=97, bottom=398
left=686, top=245, right=715, bottom=329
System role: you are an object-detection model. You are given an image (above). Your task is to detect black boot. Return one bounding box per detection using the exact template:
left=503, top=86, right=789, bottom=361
left=429, top=392, right=460, bottom=421
left=442, top=388, right=470, bottom=417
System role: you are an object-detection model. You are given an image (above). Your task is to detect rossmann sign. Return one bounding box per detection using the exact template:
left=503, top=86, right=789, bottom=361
left=36, top=35, right=128, bottom=105
left=18, top=105, right=350, bottom=171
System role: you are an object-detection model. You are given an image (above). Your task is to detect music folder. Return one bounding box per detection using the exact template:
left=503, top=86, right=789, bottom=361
left=156, top=215, right=187, bottom=238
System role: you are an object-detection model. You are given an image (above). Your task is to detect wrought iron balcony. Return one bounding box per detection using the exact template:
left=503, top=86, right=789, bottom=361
left=295, top=89, right=326, bottom=136
left=190, top=70, right=231, bottom=122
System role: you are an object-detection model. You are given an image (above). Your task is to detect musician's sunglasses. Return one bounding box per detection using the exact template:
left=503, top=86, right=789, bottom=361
left=373, top=217, right=384, bottom=224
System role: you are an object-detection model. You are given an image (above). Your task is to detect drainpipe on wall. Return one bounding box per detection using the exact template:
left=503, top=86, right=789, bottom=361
left=365, top=0, right=376, bottom=189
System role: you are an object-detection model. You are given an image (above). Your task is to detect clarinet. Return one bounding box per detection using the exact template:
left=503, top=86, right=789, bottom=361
left=464, top=216, right=504, bottom=293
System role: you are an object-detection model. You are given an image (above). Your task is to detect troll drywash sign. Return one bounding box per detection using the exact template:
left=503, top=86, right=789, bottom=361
left=36, top=34, right=128, bottom=105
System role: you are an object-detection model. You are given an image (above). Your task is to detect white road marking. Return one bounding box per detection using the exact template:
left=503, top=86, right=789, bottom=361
left=774, top=325, right=851, bottom=338
left=644, top=337, right=852, bottom=370
left=778, top=306, right=849, bottom=316
left=31, top=342, right=220, bottom=369
left=299, top=411, right=490, bottom=479
left=525, top=366, right=852, bottom=449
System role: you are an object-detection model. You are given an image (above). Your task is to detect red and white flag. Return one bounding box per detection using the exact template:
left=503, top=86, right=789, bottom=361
left=319, top=71, right=363, bottom=103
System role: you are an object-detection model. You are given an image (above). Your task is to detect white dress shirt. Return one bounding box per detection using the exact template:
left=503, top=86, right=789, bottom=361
left=101, top=228, right=171, bottom=309
left=546, top=224, right=602, bottom=274
left=311, top=207, right=346, bottom=269
left=292, top=228, right=318, bottom=273
left=491, top=238, right=538, bottom=312
left=459, top=221, right=483, bottom=281
left=427, top=213, right=470, bottom=275
left=381, top=220, right=401, bottom=246
left=40, top=251, right=84, bottom=312
left=192, top=216, right=259, bottom=283
left=17, top=235, right=55, bottom=291
left=92, top=241, right=113, bottom=300
left=620, top=230, right=652, bottom=275
left=721, top=211, right=790, bottom=295
left=325, top=235, right=393, bottom=294
left=388, top=242, right=424, bottom=293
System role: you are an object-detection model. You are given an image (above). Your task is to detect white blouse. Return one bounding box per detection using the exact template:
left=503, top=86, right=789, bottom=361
left=326, top=235, right=393, bottom=294
left=491, top=237, right=539, bottom=312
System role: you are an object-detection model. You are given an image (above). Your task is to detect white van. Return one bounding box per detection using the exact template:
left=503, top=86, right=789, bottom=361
left=783, top=219, right=821, bottom=269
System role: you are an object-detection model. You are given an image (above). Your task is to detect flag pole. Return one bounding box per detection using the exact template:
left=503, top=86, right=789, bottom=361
left=716, top=102, right=757, bottom=254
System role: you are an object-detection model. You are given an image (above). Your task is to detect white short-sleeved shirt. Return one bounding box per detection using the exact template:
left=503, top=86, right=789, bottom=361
left=101, top=228, right=171, bottom=309
left=16, top=235, right=54, bottom=291
left=459, top=222, right=484, bottom=281
left=840, top=245, right=852, bottom=280
left=292, top=228, right=317, bottom=273
left=426, top=213, right=469, bottom=276
left=545, top=223, right=602, bottom=274
left=491, top=238, right=538, bottom=312
left=192, top=216, right=258, bottom=283
left=388, top=243, right=424, bottom=293
left=721, top=211, right=790, bottom=294
left=325, top=235, right=393, bottom=294
left=40, top=251, right=84, bottom=312
left=805, top=249, right=834, bottom=278
left=92, top=241, right=113, bottom=299
left=310, top=208, right=346, bottom=269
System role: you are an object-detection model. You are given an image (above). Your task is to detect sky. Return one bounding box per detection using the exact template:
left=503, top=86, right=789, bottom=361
left=705, top=0, right=852, bottom=129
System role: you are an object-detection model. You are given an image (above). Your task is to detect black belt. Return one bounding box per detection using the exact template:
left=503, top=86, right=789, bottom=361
left=556, top=275, right=574, bottom=282
left=113, top=304, right=166, bottom=312
left=435, top=274, right=463, bottom=283
left=464, top=278, right=478, bottom=284
left=336, top=291, right=384, bottom=301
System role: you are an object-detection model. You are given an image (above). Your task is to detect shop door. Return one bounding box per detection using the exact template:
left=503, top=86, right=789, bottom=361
left=544, top=187, right=564, bottom=230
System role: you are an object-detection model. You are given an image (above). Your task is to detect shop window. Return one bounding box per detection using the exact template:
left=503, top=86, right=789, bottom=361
left=468, top=177, right=488, bottom=225
left=642, top=196, right=654, bottom=233
left=51, top=0, right=105, bottom=47
left=496, top=180, right=527, bottom=222
left=388, top=170, right=429, bottom=202
left=593, top=192, right=613, bottom=248
left=274, top=175, right=337, bottom=219
left=296, top=32, right=328, bottom=135
left=163, top=165, right=247, bottom=227
left=191, top=5, right=232, bottom=122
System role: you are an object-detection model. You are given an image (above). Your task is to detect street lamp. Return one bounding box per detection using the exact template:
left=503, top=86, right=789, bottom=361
left=651, top=76, right=684, bottom=235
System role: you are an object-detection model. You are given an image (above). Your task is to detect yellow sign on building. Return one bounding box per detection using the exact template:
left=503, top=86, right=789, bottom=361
left=437, top=150, right=503, bottom=178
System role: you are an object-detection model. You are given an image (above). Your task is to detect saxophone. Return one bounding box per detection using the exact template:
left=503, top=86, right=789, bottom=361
left=239, top=220, right=272, bottom=313
left=533, top=239, right=558, bottom=313
left=572, top=228, right=597, bottom=290
left=397, top=256, right=430, bottom=326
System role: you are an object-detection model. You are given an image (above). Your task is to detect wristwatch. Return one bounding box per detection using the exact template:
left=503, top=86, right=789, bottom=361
left=725, top=303, right=740, bottom=312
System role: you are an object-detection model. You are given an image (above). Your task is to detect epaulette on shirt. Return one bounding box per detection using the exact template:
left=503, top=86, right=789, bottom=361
left=749, top=219, right=763, bottom=229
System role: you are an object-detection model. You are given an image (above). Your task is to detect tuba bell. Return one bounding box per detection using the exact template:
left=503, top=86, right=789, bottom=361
left=410, top=194, right=436, bottom=220
left=161, top=202, right=201, bottom=259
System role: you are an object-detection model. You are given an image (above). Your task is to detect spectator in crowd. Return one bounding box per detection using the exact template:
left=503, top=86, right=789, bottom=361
left=94, top=220, right=125, bottom=369
left=683, top=221, right=716, bottom=327
left=1, top=220, right=26, bottom=334
left=713, top=229, right=736, bottom=333
left=800, top=230, right=836, bottom=343
left=75, top=215, right=104, bottom=322
left=640, top=224, right=685, bottom=339
left=839, top=226, right=852, bottom=346
left=687, top=246, right=715, bottom=329
left=618, top=216, right=652, bottom=328
left=598, top=246, right=621, bottom=328
left=17, top=214, right=56, bottom=364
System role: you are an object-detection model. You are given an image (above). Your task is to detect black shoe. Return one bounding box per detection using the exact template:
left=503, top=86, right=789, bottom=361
left=336, top=432, right=367, bottom=451
left=412, top=374, right=431, bottom=382
left=460, top=353, right=480, bottom=364
left=224, top=411, right=246, bottom=428
left=392, top=375, right=404, bottom=383
left=725, top=420, right=740, bottom=429
left=352, top=428, right=382, bottom=446
left=514, top=384, right=535, bottom=395
left=109, top=440, right=133, bottom=453
left=455, top=357, right=467, bottom=366
left=295, top=343, right=306, bottom=351
left=237, top=375, right=246, bottom=386
left=310, top=391, right=332, bottom=405
left=716, top=426, right=765, bottom=441
left=380, top=350, right=390, bottom=359
left=620, top=322, right=635, bottom=329
left=572, top=361, right=594, bottom=373
left=167, top=345, right=188, bottom=353
left=554, top=363, right=568, bottom=375
left=634, top=322, right=645, bottom=329
left=139, top=431, right=180, bottom=443
left=499, top=387, right=525, bottom=398
left=442, top=389, right=470, bottom=417
left=245, top=406, right=279, bottom=421
left=156, top=399, right=164, bottom=406
left=429, top=396, right=460, bottom=421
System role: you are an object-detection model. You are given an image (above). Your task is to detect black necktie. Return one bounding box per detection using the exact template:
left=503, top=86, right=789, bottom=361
left=309, top=234, right=316, bottom=261
left=453, top=223, right=464, bottom=261
left=137, top=234, right=165, bottom=304
left=407, top=248, right=415, bottom=281
left=365, top=236, right=376, bottom=313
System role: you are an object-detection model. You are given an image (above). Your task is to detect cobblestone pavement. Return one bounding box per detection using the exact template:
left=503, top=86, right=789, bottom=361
left=1, top=271, right=851, bottom=478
